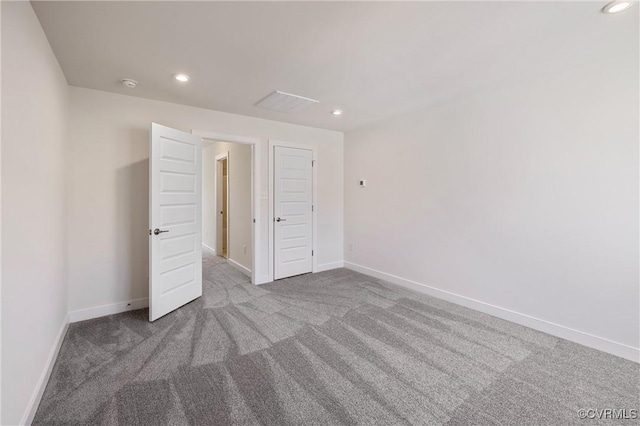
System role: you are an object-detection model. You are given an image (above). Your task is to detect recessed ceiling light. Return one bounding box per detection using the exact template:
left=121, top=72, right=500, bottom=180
left=602, top=1, right=633, bottom=13
left=121, top=78, right=137, bottom=88
left=174, top=73, right=190, bottom=82
left=331, top=109, right=343, bottom=116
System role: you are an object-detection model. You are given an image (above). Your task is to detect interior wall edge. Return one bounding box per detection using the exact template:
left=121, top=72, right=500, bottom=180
left=344, top=261, right=640, bottom=363
left=201, top=244, right=216, bottom=255
left=68, top=298, right=149, bottom=323
left=316, top=261, right=345, bottom=272
left=227, top=257, right=252, bottom=277
left=20, top=319, right=69, bottom=426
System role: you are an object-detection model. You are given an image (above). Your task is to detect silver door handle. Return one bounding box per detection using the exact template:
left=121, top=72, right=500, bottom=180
left=153, top=228, right=169, bottom=235
left=276, top=217, right=286, bottom=222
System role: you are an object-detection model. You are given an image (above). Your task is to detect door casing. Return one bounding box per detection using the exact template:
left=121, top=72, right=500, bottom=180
left=193, top=130, right=262, bottom=284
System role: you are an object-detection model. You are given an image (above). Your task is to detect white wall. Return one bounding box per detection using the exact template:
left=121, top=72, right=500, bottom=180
left=67, top=87, right=343, bottom=313
left=1, top=2, right=70, bottom=424
left=203, top=141, right=252, bottom=271
left=344, top=54, right=639, bottom=360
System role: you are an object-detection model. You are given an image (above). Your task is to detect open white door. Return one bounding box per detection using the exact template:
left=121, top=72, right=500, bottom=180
left=149, top=123, right=202, bottom=321
left=274, top=146, right=313, bottom=279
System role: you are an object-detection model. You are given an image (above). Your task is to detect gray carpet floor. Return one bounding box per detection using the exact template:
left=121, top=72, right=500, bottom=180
left=34, top=252, right=639, bottom=425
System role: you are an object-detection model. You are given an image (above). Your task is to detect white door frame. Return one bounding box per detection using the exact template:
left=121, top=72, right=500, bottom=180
left=268, top=139, right=317, bottom=280
left=192, top=130, right=261, bottom=284
left=215, top=152, right=229, bottom=258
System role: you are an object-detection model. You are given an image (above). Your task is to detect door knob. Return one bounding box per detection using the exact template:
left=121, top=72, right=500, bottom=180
left=276, top=217, right=286, bottom=222
left=153, top=228, right=169, bottom=235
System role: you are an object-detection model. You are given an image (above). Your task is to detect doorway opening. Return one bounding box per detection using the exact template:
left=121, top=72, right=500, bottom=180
left=202, top=138, right=254, bottom=280
left=216, top=154, right=229, bottom=258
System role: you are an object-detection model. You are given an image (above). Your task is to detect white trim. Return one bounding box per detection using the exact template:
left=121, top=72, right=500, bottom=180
left=268, top=139, right=318, bottom=281
left=195, top=131, right=260, bottom=146
left=255, top=275, right=272, bottom=285
left=227, top=258, right=252, bottom=277
left=316, top=261, right=344, bottom=272
left=68, top=298, right=149, bottom=323
left=202, top=244, right=216, bottom=255
left=21, top=319, right=69, bottom=426
left=344, top=261, right=640, bottom=363
left=192, top=130, right=260, bottom=286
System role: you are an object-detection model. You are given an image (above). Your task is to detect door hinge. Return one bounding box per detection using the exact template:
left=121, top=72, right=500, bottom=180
left=312, top=250, right=314, bottom=256
left=312, top=160, right=315, bottom=167
left=253, top=219, right=256, bottom=223
left=312, top=205, right=314, bottom=212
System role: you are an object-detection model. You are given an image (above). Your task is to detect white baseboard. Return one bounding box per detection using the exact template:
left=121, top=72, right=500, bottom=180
left=21, top=318, right=69, bottom=425
left=68, top=298, right=149, bottom=323
left=316, top=261, right=344, bottom=272
left=202, top=244, right=216, bottom=255
left=344, top=261, right=639, bottom=363
left=227, top=258, right=251, bottom=277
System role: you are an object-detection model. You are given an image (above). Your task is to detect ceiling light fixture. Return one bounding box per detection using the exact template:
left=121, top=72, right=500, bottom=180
left=121, top=78, right=137, bottom=88
left=331, top=109, right=343, bottom=116
left=174, top=73, right=190, bottom=82
left=602, top=0, right=633, bottom=13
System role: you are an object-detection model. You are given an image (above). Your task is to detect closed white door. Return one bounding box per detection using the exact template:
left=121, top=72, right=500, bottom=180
left=274, top=146, right=313, bottom=279
left=149, top=123, right=202, bottom=321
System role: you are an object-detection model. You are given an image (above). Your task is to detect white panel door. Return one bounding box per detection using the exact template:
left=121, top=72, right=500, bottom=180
left=149, top=123, right=202, bottom=321
left=274, top=146, right=313, bottom=279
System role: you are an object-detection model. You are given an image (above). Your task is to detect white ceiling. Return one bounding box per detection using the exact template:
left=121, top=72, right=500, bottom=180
left=32, top=1, right=638, bottom=132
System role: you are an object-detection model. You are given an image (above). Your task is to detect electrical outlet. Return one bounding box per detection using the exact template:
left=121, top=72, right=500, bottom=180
left=243, top=245, right=247, bottom=254
left=349, top=243, right=354, bottom=252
